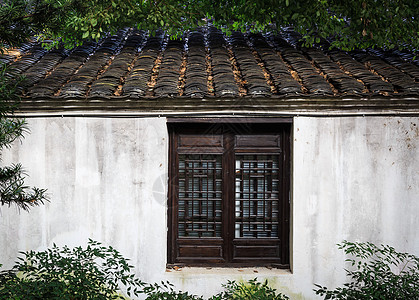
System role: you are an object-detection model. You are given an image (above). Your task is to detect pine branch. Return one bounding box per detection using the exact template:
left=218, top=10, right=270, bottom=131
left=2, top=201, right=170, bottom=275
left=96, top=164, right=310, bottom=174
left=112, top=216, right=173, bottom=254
left=0, top=164, right=49, bottom=211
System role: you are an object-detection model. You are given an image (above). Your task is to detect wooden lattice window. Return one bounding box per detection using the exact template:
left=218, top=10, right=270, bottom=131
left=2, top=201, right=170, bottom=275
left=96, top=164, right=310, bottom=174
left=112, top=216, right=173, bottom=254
left=168, top=120, right=290, bottom=268
left=178, top=154, right=223, bottom=238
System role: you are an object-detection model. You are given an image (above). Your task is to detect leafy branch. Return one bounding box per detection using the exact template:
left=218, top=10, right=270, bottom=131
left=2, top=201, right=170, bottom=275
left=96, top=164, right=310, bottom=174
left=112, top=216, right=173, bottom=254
left=0, top=240, right=145, bottom=299
left=314, top=241, right=419, bottom=300
left=0, top=62, right=48, bottom=210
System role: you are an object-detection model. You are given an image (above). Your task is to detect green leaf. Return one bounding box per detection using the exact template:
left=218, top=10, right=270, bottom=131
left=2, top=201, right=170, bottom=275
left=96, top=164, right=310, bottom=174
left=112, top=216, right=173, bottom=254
left=82, top=31, right=89, bottom=39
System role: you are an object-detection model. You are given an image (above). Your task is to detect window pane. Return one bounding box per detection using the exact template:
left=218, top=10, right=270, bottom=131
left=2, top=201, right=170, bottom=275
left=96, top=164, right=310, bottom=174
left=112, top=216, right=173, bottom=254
left=235, top=155, right=280, bottom=238
left=178, top=154, right=222, bottom=238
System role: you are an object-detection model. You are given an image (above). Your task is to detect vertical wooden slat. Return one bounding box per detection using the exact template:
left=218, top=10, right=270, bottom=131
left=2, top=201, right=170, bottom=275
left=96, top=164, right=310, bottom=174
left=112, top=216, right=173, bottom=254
left=223, top=132, right=234, bottom=263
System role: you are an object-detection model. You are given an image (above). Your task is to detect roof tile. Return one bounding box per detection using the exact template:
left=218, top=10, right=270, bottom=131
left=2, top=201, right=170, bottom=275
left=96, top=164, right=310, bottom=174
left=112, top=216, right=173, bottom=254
left=2, top=26, right=419, bottom=112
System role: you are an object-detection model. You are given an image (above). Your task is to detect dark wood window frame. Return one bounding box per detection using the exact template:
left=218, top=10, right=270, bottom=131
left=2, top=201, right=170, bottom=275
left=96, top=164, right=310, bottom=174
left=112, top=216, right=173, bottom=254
left=167, top=119, right=291, bottom=268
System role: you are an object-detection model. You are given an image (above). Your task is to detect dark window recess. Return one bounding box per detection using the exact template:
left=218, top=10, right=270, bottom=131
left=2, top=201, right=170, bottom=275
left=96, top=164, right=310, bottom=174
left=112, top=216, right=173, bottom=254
left=168, top=122, right=291, bottom=268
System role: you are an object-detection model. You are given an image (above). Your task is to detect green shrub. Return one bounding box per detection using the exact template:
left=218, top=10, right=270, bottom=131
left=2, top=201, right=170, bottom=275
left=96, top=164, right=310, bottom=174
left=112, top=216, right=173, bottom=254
left=0, top=239, right=144, bottom=299
left=0, top=241, right=289, bottom=299
left=314, top=240, right=419, bottom=300
left=212, top=278, right=289, bottom=300
left=142, top=278, right=289, bottom=300
left=142, top=281, right=204, bottom=299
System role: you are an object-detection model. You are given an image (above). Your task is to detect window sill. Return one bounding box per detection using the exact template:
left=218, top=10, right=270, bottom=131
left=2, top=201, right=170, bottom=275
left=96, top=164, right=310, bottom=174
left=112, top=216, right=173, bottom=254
left=165, top=266, right=292, bottom=276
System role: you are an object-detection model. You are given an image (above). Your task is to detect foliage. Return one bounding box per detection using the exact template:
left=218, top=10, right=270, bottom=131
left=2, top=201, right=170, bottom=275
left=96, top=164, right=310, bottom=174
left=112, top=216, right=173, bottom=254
left=142, top=278, right=289, bottom=300
left=0, top=0, right=206, bottom=50
left=0, top=239, right=144, bottom=299
left=314, top=240, right=419, bottom=300
left=0, top=1, right=50, bottom=210
left=1, top=247, right=290, bottom=300
left=207, top=0, right=419, bottom=52
left=211, top=278, right=289, bottom=300
left=1, top=0, right=418, bottom=51
left=143, top=281, right=204, bottom=299
left=0, top=63, right=48, bottom=210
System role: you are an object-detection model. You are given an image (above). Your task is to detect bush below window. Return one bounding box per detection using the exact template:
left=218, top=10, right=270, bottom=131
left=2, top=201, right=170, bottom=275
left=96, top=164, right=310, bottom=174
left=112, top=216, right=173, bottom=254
left=2, top=240, right=417, bottom=299
left=314, top=240, right=419, bottom=300
left=0, top=239, right=144, bottom=299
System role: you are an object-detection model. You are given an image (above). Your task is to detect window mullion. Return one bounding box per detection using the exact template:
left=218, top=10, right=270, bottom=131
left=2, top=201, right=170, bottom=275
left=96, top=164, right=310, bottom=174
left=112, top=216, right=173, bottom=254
left=222, top=132, right=235, bottom=263
left=239, top=156, right=244, bottom=238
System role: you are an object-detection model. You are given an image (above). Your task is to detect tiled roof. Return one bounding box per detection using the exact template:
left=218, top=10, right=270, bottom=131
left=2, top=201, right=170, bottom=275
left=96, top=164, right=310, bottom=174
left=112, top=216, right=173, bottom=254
left=3, top=27, right=419, bottom=113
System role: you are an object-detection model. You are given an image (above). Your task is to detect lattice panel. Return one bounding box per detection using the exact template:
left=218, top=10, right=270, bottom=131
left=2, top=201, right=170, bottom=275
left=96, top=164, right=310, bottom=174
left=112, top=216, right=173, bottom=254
left=235, top=155, right=280, bottom=238
left=178, top=154, right=223, bottom=237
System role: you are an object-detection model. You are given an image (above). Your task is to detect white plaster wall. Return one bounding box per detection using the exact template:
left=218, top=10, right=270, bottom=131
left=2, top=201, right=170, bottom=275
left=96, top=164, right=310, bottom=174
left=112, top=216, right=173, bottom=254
left=0, top=117, right=169, bottom=281
left=291, top=116, right=419, bottom=298
left=0, top=116, right=418, bottom=300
